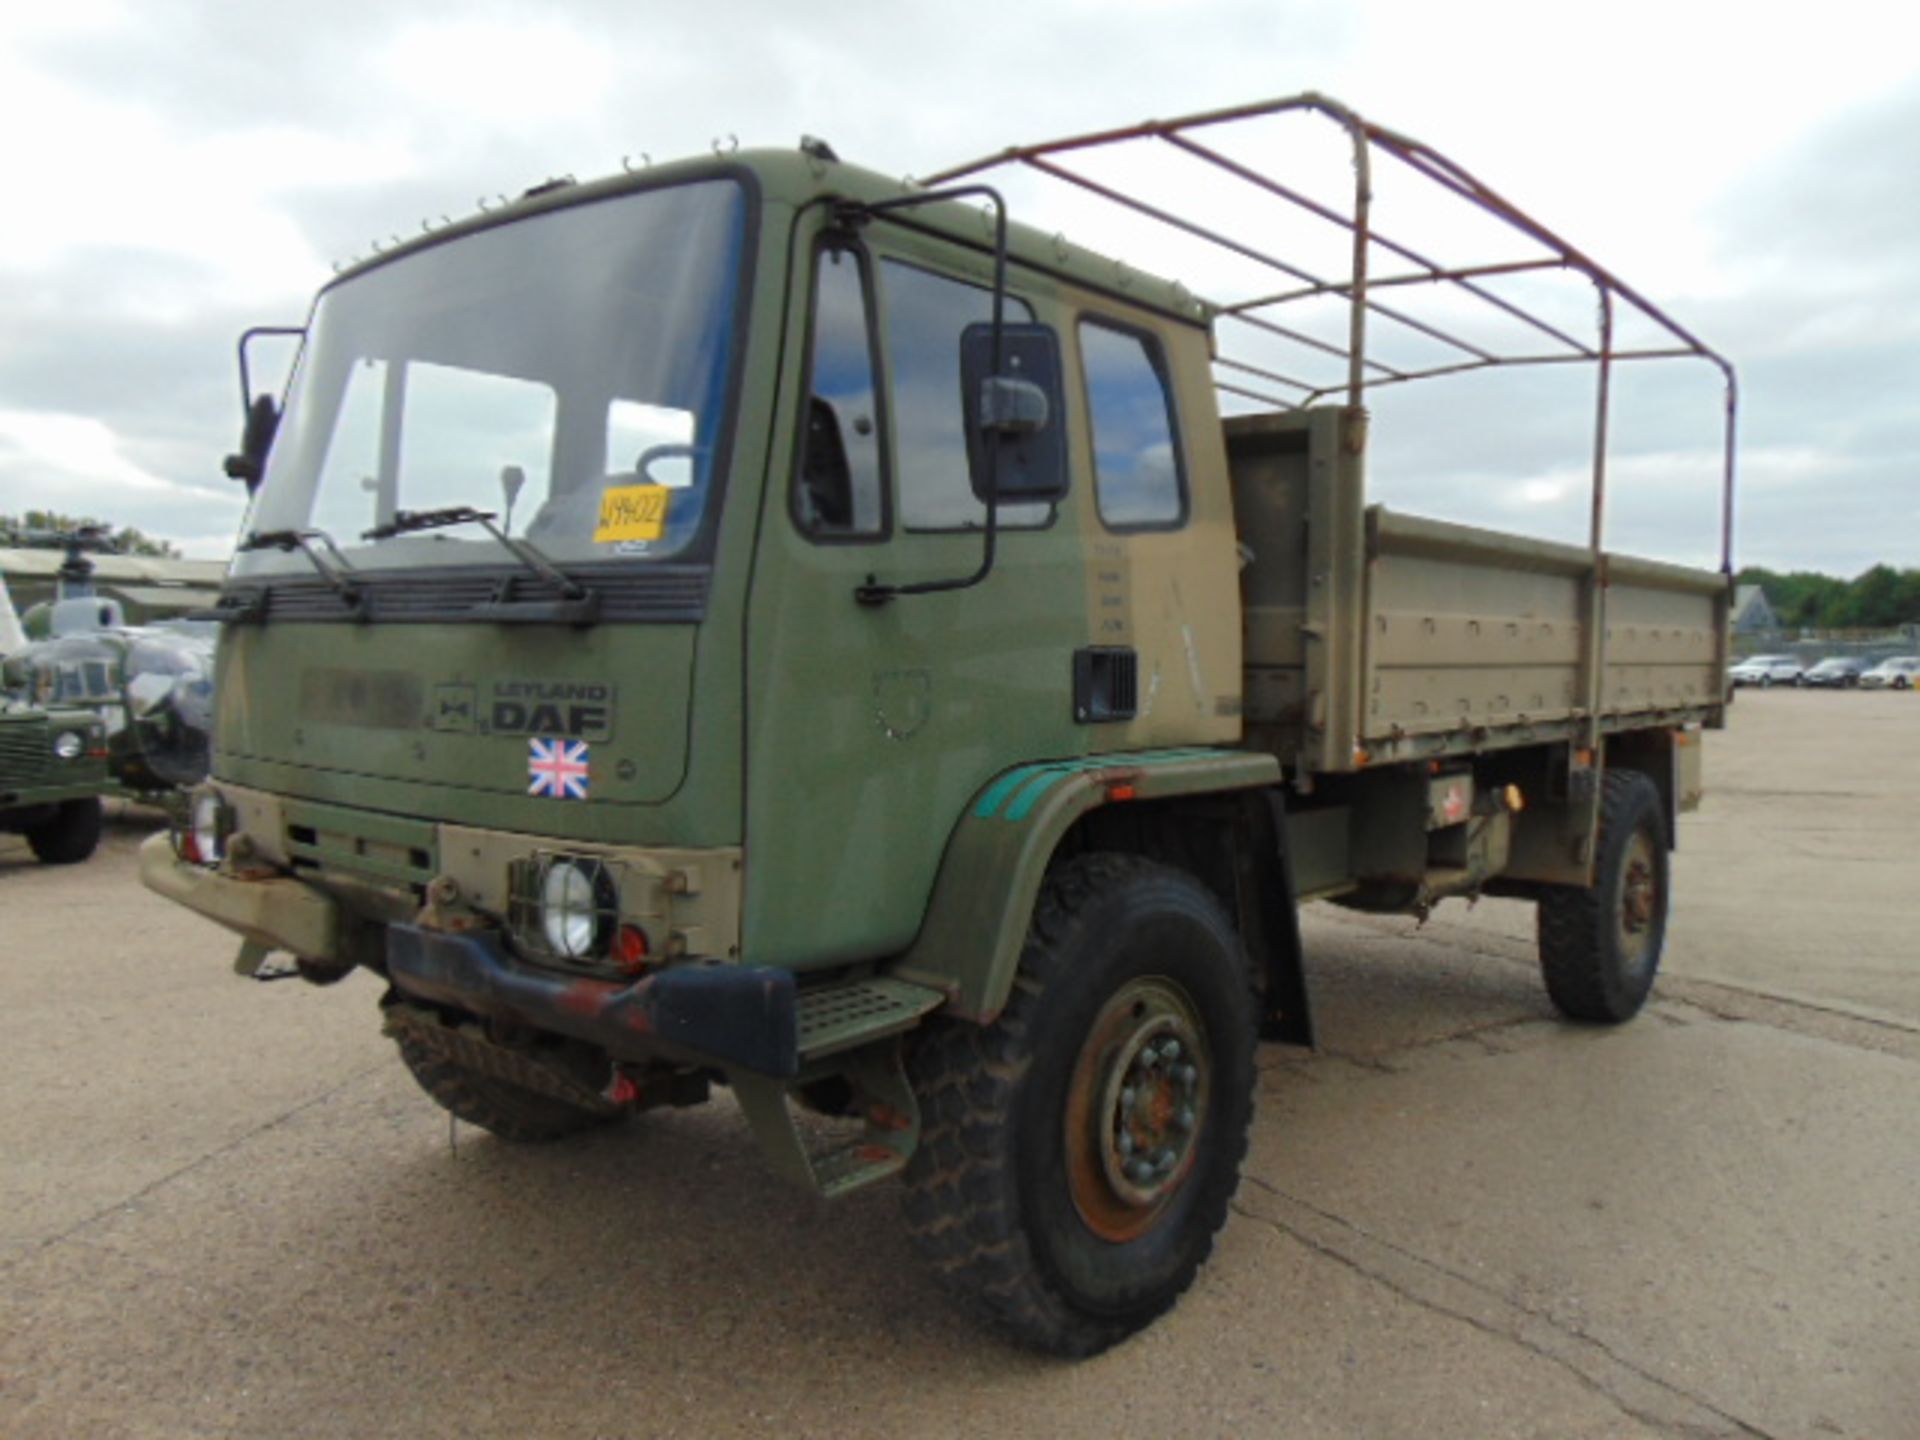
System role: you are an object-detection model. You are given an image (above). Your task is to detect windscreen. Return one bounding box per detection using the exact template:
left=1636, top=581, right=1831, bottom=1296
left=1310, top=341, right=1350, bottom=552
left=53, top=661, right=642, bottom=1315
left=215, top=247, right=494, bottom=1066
left=237, top=178, right=748, bottom=576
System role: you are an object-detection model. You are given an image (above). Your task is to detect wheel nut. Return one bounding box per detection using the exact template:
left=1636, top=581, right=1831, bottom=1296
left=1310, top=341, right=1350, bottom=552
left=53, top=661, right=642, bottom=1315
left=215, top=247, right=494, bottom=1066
left=1160, top=1039, right=1182, bottom=1062
left=1127, top=1159, right=1155, bottom=1184
left=1175, top=1106, right=1195, bottom=1132
left=1176, top=1064, right=1198, bottom=1089
left=1120, top=1086, right=1136, bottom=1110
left=1117, top=1130, right=1135, bottom=1157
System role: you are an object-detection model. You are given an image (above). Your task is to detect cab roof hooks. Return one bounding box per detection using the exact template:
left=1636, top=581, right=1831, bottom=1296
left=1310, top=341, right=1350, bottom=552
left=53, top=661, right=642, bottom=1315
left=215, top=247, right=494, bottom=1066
left=621, top=152, right=652, bottom=173
left=712, top=133, right=739, bottom=156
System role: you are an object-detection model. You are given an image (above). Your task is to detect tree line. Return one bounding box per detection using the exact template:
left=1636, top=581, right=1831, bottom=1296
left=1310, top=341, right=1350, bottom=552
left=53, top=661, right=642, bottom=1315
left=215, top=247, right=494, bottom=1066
left=1739, top=565, right=1920, bottom=631
left=0, top=510, right=181, bottom=558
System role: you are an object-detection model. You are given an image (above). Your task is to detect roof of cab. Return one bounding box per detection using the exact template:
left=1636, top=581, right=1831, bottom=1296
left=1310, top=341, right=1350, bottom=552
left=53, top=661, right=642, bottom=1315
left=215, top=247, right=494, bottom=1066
left=326, top=145, right=1213, bottom=328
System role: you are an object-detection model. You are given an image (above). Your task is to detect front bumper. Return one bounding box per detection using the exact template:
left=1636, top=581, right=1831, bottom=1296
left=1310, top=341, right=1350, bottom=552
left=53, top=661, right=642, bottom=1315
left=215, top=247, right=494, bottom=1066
left=140, top=832, right=799, bottom=1078
left=385, top=924, right=799, bottom=1078
left=139, top=831, right=339, bottom=957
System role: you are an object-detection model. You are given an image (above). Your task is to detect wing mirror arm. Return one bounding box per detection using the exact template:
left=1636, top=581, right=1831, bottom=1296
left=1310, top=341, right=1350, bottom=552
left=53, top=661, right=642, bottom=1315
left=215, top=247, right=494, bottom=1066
left=846, top=185, right=1014, bottom=608
left=223, top=324, right=304, bottom=494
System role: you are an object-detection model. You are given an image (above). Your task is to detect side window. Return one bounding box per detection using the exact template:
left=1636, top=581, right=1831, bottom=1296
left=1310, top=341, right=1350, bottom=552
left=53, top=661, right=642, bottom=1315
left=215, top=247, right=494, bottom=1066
left=1080, top=321, right=1186, bottom=530
left=795, top=246, right=885, bottom=537
left=881, top=259, right=1048, bottom=532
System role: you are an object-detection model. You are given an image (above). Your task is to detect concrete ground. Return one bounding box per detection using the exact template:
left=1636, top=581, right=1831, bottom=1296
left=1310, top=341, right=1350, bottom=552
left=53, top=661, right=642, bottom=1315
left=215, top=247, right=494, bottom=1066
left=1, top=690, right=1914, bottom=1439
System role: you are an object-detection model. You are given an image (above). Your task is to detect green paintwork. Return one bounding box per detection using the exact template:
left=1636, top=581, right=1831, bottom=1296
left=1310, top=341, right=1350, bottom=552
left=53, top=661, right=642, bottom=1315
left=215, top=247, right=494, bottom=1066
left=895, top=748, right=1282, bottom=1021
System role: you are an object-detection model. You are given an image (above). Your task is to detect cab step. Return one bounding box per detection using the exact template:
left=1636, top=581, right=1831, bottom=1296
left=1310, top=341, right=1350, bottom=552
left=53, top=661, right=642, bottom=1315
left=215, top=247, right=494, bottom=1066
left=796, top=976, right=945, bottom=1062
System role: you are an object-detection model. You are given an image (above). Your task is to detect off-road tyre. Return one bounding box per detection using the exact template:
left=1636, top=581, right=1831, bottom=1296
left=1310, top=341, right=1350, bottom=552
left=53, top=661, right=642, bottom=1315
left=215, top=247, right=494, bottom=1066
left=901, top=854, right=1257, bottom=1356
left=1537, top=770, right=1669, bottom=1023
left=393, top=1029, right=618, bottom=1143
left=26, top=797, right=103, bottom=865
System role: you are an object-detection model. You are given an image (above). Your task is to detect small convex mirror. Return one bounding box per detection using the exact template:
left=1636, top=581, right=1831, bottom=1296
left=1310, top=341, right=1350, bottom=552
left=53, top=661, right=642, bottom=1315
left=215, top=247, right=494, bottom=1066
left=959, top=321, right=1068, bottom=504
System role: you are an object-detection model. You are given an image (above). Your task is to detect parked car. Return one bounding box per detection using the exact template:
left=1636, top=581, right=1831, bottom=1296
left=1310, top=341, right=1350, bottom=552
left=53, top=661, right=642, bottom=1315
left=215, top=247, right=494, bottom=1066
left=1859, top=656, right=1920, bottom=690
left=1801, top=656, right=1874, bottom=688
left=1729, top=654, right=1804, bottom=687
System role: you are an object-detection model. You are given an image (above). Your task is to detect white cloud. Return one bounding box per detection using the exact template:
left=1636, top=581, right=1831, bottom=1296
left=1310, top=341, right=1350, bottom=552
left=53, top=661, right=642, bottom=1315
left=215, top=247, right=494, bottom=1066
left=0, top=409, right=183, bottom=495
left=0, top=0, right=1914, bottom=568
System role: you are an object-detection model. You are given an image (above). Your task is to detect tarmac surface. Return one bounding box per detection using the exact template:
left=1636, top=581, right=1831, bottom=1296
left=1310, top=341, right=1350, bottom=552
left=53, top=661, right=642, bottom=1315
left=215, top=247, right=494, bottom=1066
left=1, top=689, right=1915, bottom=1439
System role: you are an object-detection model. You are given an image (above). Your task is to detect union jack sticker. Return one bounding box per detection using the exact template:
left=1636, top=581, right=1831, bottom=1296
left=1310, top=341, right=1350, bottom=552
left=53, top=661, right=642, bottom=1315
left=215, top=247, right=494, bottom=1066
left=528, top=737, right=590, bottom=800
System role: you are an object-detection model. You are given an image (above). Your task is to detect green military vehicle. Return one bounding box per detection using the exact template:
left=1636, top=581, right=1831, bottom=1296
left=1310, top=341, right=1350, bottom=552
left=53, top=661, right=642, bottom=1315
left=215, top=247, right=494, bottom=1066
left=145, top=95, right=1735, bottom=1353
left=3, top=573, right=112, bottom=862
left=0, top=704, right=109, bottom=863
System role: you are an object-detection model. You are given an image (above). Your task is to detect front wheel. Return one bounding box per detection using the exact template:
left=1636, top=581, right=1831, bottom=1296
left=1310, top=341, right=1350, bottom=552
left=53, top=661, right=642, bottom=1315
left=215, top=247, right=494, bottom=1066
left=902, top=854, right=1257, bottom=1356
left=26, top=797, right=103, bottom=865
left=1537, top=771, right=1670, bottom=1023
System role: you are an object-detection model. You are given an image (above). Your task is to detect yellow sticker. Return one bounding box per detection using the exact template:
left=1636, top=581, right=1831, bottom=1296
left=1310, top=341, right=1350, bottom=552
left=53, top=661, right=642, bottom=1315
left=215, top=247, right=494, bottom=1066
left=594, top=484, right=670, bottom=543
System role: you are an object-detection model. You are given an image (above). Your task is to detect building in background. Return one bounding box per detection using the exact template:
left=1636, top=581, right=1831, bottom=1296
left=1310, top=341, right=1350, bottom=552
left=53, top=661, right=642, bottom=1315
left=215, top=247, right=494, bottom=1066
left=1732, top=584, right=1779, bottom=636
left=0, top=547, right=225, bottom=624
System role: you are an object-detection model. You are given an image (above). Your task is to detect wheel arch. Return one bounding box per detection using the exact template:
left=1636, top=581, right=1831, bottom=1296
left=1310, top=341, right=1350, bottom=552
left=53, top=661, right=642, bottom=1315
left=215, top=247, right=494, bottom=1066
left=893, top=749, right=1312, bottom=1045
left=1603, top=728, right=1694, bottom=852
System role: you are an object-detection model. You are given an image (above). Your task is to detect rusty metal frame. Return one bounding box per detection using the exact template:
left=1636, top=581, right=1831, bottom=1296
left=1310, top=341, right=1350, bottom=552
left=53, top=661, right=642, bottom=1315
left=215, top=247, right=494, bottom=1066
left=922, top=92, right=1740, bottom=578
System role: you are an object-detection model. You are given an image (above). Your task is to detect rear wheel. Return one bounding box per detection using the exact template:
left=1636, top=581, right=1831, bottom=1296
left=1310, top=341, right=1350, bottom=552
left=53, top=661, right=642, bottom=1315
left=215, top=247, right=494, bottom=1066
left=1537, top=771, right=1669, bottom=1023
left=26, top=797, right=103, bottom=865
left=902, top=854, right=1256, bottom=1356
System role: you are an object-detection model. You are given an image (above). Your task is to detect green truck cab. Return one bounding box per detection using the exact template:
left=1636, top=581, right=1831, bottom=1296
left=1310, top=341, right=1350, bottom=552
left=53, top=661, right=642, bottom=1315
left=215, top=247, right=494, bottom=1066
left=145, top=97, right=1735, bottom=1353
left=1, top=704, right=109, bottom=863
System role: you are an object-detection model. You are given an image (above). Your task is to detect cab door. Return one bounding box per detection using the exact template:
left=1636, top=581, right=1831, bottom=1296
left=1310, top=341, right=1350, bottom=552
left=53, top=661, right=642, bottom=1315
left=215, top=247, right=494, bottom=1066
left=740, top=223, right=1089, bottom=969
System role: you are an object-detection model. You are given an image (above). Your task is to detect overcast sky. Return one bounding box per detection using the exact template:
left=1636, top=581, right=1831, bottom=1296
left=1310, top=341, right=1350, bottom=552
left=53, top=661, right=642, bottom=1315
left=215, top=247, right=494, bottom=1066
left=1, top=0, right=1914, bottom=575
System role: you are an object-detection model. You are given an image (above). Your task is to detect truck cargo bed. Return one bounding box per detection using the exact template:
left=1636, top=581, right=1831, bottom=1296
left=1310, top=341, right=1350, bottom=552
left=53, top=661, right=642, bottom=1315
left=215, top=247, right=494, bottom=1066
left=1229, top=408, right=1728, bottom=777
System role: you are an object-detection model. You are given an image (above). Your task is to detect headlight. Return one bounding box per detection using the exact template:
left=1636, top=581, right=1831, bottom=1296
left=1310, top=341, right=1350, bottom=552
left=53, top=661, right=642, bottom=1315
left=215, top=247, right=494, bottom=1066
left=190, top=791, right=229, bottom=866
left=538, top=857, right=616, bottom=960
left=52, top=730, right=85, bottom=760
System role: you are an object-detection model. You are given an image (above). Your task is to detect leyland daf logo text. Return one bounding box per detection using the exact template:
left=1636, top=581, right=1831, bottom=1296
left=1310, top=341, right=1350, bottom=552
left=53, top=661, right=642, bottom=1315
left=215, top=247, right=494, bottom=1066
left=428, top=680, right=616, bottom=740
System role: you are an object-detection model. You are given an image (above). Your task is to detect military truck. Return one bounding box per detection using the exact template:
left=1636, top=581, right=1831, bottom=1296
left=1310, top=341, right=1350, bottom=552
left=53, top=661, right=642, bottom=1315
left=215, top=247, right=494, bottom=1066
left=144, top=95, right=1735, bottom=1354
left=2, top=574, right=111, bottom=863
left=0, top=706, right=109, bottom=863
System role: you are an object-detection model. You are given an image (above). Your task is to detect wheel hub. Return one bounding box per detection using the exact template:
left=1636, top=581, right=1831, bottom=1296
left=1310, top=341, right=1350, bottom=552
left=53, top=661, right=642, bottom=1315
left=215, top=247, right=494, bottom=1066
left=1065, top=978, right=1211, bottom=1241
left=1614, top=830, right=1662, bottom=971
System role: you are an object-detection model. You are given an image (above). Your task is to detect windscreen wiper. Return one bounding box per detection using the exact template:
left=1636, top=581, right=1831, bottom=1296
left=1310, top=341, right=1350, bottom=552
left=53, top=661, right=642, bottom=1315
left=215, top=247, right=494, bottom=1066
left=362, top=506, right=599, bottom=624
left=240, top=527, right=363, bottom=609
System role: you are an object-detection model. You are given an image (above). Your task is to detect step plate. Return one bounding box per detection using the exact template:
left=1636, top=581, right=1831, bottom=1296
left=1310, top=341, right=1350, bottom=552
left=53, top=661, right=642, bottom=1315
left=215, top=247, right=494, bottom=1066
left=796, top=977, right=945, bottom=1062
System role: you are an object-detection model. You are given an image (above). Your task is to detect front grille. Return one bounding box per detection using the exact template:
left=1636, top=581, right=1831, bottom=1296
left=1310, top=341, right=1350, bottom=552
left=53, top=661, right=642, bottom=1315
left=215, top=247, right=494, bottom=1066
left=211, top=565, right=712, bottom=625
left=281, top=801, right=438, bottom=890
left=0, top=720, right=49, bottom=780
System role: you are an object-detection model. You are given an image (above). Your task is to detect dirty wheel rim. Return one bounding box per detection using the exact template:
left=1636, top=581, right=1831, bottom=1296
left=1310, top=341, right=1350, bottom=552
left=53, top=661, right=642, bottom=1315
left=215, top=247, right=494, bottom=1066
left=1064, top=977, right=1211, bottom=1242
left=1615, top=829, right=1660, bottom=974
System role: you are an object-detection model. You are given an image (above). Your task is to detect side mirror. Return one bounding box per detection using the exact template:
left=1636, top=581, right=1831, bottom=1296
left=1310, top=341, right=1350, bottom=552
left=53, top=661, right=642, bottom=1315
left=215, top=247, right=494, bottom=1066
left=223, top=393, right=281, bottom=494
left=960, top=322, right=1068, bottom=505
